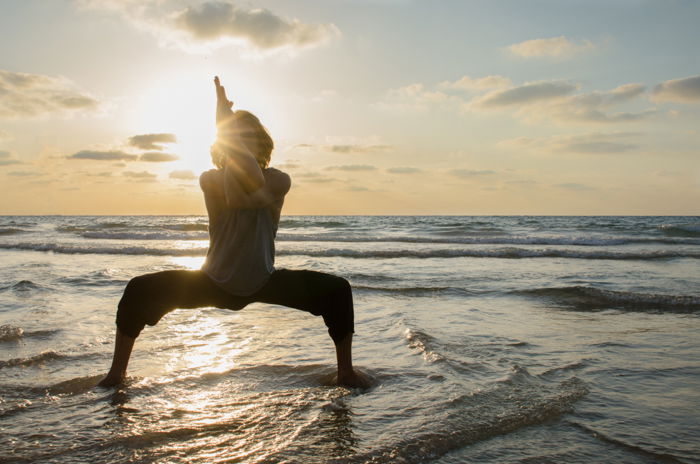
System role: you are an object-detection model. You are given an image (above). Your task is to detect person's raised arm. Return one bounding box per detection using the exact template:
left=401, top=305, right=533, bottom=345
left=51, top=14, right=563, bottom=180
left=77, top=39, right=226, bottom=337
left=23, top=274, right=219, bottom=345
left=214, top=76, right=234, bottom=125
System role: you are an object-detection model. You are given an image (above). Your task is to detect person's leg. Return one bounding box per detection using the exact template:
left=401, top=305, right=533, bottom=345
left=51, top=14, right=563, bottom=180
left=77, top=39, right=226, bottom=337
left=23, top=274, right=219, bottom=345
left=99, top=270, right=247, bottom=387
left=98, top=328, right=135, bottom=387
left=253, top=269, right=371, bottom=388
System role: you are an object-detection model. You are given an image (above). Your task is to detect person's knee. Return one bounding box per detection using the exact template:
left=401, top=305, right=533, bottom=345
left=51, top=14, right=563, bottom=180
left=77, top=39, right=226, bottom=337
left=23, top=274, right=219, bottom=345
left=115, top=301, right=144, bottom=339
left=115, top=276, right=150, bottom=339
left=331, top=276, right=352, bottom=299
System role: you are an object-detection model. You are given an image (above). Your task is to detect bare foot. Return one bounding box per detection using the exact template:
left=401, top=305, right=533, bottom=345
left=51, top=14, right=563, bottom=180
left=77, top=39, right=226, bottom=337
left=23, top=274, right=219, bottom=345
left=337, top=369, right=373, bottom=389
left=97, top=373, right=124, bottom=388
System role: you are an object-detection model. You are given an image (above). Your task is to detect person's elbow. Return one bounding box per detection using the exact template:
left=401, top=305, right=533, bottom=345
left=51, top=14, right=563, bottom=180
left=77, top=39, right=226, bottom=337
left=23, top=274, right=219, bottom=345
left=248, top=169, right=266, bottom=191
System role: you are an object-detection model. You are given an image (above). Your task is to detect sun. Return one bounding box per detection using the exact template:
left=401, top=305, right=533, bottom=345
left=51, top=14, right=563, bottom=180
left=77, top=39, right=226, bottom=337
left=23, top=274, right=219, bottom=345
left=126, top=68, right=281, bottom=179
left=127, top=71, right=218, bottom=177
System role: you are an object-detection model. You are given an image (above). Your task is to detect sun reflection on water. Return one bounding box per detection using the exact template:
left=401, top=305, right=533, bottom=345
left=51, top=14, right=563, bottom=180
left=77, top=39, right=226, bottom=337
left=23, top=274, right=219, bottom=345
left=170, top=256, right=206, bottom=270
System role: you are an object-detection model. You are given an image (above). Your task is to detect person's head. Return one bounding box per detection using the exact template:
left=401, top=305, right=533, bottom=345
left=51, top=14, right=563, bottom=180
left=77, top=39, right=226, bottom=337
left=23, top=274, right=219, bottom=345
left=211, top=110, right=274, bottom=170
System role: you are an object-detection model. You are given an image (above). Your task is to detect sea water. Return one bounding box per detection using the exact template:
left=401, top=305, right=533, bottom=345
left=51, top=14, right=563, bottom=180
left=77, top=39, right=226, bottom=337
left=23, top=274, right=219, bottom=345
left=0, top=216, right=699, bottom=463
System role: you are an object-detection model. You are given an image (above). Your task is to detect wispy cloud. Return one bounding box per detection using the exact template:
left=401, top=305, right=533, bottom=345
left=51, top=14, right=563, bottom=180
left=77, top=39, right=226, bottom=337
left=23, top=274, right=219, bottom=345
left=128, top=133, right=177, bottom=150
left=384, top=76, right=654, bottom=125
left=387, top=167, right=422, bottom=174
left=325, top=165, right=376, bottom=172
left=652, top=74, right=700, bottom=103
left=0, top=151, right=22, bottom=166
left=294, top=143, right=392, bottom=154
left=472, top=81, right=578, bottom=108
left=6, top=171, right=36, bottom=177
left=555, top=182, right=595, bottom=191
left=123, top=170, right=157, bottom=180
left=501, top=132, right=640, bottom=154
left=449, top=168, right=496, bottom=178
left=0, top=69, right=99, bottom=119
left=139, top=152, right=179, bottom=162
left=69, top=150, right=138, bottom=161
left=169, top=170, right=197, bottom=180
left=80, top=0, right=339, bottom=55
left=551, top=83, right=655, bottom=123
left=469, top=80, right=654, bottom=125
left=439, top=75, right=511, bottom=91
left=376, top=83, right=453, bottom=111
left=507, top=36, right=595, bottom=59
left=294, top=171, right=335, bottom=183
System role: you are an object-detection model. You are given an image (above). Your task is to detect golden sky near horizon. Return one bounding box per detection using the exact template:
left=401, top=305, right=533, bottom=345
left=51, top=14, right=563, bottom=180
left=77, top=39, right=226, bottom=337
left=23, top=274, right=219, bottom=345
left=1, top=0, right=699, bottom=215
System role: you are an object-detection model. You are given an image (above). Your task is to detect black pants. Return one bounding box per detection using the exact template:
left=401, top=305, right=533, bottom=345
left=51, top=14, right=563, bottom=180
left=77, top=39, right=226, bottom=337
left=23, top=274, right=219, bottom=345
left=116, top=269, right=354, bottom=344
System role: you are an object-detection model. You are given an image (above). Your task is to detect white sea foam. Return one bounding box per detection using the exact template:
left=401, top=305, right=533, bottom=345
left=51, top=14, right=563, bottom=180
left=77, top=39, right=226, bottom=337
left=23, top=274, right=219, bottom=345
left=1, top=242, right=698, bottom=260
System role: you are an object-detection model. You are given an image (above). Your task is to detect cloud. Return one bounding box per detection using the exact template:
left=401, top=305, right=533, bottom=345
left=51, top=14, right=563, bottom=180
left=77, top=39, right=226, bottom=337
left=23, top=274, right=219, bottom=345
left=387, top=167, right=422, bottom=174
left=325, top=165, right=376, bottom=172
left=439, top=75, right=511, bottom=91
left=473, top=81, right=578, bottom=108
left=295, top=172, right=323, bottom=178
left=0, top=150, right=22, bottom=166
left=570, top=83, right=646, bottom=107
left=69, top=150, right=139, bottom=161
left=652, top=74, right=700, bottom=103
left=139, top=152, right=179, bottom=162
left=274, top=161, right=300, bottom=170
left=294, top=143, right=393, bottom=154
left=387, top=77, right=651, bottom=125
left=0, top=129, right=11, bottom=141
left=449, top=169, right=496, bottom=178
left=128, top=133, right=177, bottom=150
left=169, top=170, right=197, bottom=180
left=6, top=171, right=36, bottom=177
left=377, top=83, right=453, bottom=111
left=501, top=132, right=640, bottom=154
left=547, top=83, right=656, bottom=123
left=0, top=69, right=99, bottom=119
left=470, top=80, right=654, bottom=124
left=123, top=170, right=157, bottom=180
left=294, top=172, right=335, bottom=183
left=81, top=0, right=339, bottom=55
left=328, top=144, right=392, bottom=154
left=555, top=182, right=594, bottom=191
left=507, top=36, right=595, bottom=59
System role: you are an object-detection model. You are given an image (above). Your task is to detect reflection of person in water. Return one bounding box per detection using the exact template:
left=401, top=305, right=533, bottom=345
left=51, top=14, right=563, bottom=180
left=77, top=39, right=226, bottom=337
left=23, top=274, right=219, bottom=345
left=98, top=76, right=370, bottom=389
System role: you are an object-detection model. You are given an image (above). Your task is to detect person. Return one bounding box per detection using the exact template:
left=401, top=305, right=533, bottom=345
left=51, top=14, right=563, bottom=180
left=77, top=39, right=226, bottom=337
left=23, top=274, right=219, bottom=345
left=98, top=76, right=370, bottom=389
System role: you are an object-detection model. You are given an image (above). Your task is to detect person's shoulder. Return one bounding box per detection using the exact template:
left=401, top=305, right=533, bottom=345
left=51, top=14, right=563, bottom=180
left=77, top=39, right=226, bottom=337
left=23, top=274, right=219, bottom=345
left=199, top=169, right=223, bottom=190
left=265, top=167, right=291, bottom=183
left=264, top=168, right=291, bottom=195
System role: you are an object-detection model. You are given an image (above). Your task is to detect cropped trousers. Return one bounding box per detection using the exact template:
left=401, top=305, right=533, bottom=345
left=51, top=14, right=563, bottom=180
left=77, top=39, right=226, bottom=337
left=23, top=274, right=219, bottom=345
left=115, top=269, right=354, bottom=344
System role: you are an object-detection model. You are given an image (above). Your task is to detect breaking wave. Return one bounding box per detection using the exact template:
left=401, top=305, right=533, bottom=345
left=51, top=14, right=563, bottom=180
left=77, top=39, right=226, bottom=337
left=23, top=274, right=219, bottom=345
left=1, top=242, right=698, bottom=260
left=515, top=286, right=700, bottom=312
left=659, top=223, right=700, bottom=238
left=0, top=227, right=25, bottom=236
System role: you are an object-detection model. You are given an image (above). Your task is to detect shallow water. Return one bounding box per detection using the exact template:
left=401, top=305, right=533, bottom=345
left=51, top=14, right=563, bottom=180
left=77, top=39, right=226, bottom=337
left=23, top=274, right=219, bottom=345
left=1, top=216, right=699, bottom=463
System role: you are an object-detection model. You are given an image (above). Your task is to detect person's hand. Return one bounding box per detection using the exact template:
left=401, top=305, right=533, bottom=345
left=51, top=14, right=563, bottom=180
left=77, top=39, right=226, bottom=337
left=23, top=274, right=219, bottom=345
left=214, top=75, right=233, bottom=110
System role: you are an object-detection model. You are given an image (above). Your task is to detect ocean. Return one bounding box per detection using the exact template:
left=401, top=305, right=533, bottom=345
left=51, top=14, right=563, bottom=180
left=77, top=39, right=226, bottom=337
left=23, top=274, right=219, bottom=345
left=1, top=215, right=699, bottom=463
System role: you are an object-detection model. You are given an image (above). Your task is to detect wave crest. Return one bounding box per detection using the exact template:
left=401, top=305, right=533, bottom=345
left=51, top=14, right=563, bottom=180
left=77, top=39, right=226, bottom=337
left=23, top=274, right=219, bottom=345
left=516, top=286, right=700, bottom=312
left=0, top=324, right=24, bottom=342
left=659, top=223, right=700, bottom=238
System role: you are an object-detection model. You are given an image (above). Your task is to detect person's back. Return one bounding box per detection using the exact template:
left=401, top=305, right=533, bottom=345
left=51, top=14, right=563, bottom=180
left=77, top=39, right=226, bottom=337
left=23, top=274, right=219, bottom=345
left=202, top=207, right=277, bottom=296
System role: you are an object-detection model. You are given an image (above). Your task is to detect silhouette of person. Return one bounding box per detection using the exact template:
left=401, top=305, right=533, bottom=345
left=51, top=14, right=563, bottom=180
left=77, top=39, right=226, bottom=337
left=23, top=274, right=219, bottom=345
left=99, top=76, right=370, bottom=389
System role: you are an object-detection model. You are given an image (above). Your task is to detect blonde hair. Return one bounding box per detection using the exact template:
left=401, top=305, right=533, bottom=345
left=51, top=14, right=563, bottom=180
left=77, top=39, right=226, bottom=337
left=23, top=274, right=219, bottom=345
left=212, top=110, right=273, bottom=170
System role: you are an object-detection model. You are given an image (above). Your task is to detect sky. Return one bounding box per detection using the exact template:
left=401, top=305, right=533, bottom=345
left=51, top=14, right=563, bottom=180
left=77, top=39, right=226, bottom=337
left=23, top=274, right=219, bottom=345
left=0, top=0, right=699, bottom=215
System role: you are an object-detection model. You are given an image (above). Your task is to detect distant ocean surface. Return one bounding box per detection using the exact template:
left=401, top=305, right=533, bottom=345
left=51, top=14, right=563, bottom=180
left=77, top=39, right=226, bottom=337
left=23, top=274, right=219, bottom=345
left=1, top=215, right=699, bottom=463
